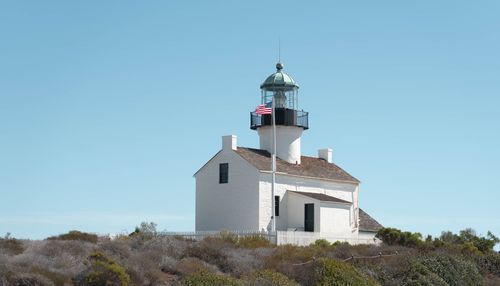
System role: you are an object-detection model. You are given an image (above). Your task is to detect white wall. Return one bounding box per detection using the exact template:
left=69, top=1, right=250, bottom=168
left=319, top=203, right=351, bottom=234
left=259, top=172, right=359, bottom=233
left=287, top=192, right=312, bottom=231
left=358, top=231, right=381, bottom=245
left=195, top=149, right=260, bottom=231
left=257, top=126, right=303, bottom=164
left=286, top=192, right=321, bottom=232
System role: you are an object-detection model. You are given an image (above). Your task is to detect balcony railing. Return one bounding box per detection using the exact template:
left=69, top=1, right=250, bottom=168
left=250, top=108, right=309, bottom=130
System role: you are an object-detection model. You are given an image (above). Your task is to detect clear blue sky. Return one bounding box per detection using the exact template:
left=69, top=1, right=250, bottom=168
left=1, top=1, right=499, bottom=241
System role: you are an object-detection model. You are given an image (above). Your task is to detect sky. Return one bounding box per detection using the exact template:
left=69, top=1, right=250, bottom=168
left=0, top=1, right=499, bottom=242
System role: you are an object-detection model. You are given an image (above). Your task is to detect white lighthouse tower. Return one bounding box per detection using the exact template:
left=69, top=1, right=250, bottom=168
left=250, top=63, right=309, bottom=164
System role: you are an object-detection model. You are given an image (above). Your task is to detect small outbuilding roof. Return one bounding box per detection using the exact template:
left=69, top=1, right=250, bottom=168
left=235, top=147, right=360, bottom=183
left=359, top=209, right=383, bottom=232
left=289, top=191, right=351, bottom=204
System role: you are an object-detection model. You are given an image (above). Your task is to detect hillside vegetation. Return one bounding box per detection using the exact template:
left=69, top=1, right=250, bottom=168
left=0, top=223, right=499, bottom=286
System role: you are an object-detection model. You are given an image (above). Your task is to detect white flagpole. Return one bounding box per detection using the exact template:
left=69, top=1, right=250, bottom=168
left=271, top=97, right=277, bottom=232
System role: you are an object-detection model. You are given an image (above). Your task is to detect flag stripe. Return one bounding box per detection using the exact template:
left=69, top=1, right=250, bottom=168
left=255, top=104, right=272, bottom=115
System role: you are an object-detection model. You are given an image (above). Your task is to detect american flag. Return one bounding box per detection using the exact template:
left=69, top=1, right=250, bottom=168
left=255, top=101, right=273, bottom=115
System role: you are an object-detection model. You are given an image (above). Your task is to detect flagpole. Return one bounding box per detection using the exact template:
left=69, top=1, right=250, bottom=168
left=271, top=97, right=277, bottom=232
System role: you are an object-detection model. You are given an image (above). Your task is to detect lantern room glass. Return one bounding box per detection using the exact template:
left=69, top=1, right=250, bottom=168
left=261, top=87, right=299, bottom=110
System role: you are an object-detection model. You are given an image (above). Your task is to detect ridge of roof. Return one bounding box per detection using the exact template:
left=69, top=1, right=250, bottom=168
left=234, top=147, right=360, bottom=183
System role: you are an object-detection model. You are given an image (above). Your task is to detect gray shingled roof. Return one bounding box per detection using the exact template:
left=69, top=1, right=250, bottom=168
left=235, top=147, right=360, bottom=183
left=359, top=209, right=383, bottom=232
left=290, top=191, right=352, bottom=204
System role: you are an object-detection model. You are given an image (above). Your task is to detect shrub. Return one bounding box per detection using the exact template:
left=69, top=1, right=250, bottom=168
left=351, top=251, right=417, bottom=286
left=312, top=239, right=331, bottom=248
left=262, top=245, right=317, bottom=284
left=6, top=272, right=56, bottom=286
left=312, top=258, right=379, bottom=286
left=47, top=230, right=98, bottom=244
left=130, top=222, right=158, bottom=240
left=8, top=240, right=93, bottom=278
left=477, top=252, right=500, bottom=276
left=0, top=233, right=25, bottom=255
left=219, top=230, right=239, bottom=244
left=437, top=229, right=499, bottom=254
left=265, top=245, right=315, bottom=266
left=175, top=257, right=218, bottom=276
left=74, top=251, right=131, bottom=286
left=184, top=242, right=232, bottom=272
left=460, top=229, right=499, bottom=253
left=97, top=238, right=132, bottom=260
left=376, top=228, right=423, bottom=247
left=245, top=269, right=299, bottom=286
left=402, top=259, right=448, bottom=286
left=328, top=242, right=353, bottom=260
left=31, top=266, right=72, bottom=286
left=416, top=254, right=484, bottom=286
left=237, top=235, right=272, bottom=249
left=182, top=271, right=241, bottom=286
left=219, top=247, right=265, bottom=278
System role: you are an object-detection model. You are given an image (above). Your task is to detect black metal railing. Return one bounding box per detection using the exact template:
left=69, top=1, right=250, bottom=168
left=250, top=108, right=309, bottom=130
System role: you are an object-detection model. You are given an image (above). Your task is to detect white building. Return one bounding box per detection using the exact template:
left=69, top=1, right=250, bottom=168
left=194, top=63, right=382, bottom=245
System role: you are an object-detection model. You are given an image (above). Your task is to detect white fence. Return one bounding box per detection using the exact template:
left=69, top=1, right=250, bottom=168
left=160, top=230, right=379, bottom=246
left=276, top=231, right=380, bottom=246
left=160, top=230, right=278, bottom=244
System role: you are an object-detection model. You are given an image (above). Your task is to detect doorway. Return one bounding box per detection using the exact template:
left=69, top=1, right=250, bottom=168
left=304, top=203, right=314, bottom=232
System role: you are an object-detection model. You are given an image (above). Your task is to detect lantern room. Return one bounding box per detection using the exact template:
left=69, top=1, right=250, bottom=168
left=250, top=63, right=308, bottom=130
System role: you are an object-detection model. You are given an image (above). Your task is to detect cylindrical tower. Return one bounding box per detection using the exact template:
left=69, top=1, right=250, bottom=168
left=250, top=63, right=309, bottom=164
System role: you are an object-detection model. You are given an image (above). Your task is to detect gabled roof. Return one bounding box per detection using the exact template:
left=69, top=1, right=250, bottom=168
left=290, top=191, right=352, bottom=204
left=193, top=150, right=222, bottom=177
left=359, top=209, right=383, bottom=232
left=234, top=147, right=360, bottom=184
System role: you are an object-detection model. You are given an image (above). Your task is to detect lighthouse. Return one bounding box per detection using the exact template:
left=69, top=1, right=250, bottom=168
left=194, top=61, right=382, bottom=244
left=250, top=63, right=309, bottom=164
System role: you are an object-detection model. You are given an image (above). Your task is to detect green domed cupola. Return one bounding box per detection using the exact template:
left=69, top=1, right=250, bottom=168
left=260, top=63, right=299, bottom=91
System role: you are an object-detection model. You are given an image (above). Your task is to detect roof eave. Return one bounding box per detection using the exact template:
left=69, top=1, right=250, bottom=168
left=259, top=170, right=360, bottom=185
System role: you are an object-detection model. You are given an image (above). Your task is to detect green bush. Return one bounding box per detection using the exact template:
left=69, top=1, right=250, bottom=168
left=477, top=252, right=500, bottom=276
left=459, top=229, right=499, bottom=253
left=312, top=239, right=331, bottom=248
left=313, top=258, right=379, bottom=286
left=74, top=251, right=131, bottom=286
left=182, top=271, right=241, bottom=286
left=438, top=229, right=499, bottom=254
left=416, top=254, right=484, bottom=286
left=47, top=230, right=98, bottom=244
left=402, top=260, right=448, bottom=286
left=376, top=228, right=423, bottom=247
left=246, top=269, right=299, bottom=286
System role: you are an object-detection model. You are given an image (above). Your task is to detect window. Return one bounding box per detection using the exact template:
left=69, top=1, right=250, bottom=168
left=275, top=195, right=280, bottom=216
left=219, top=163, right=228, bottom=184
